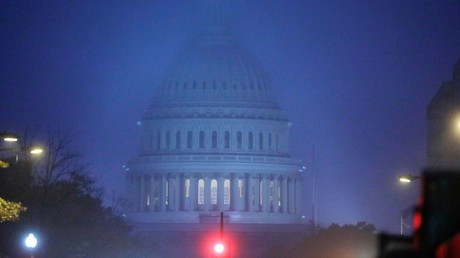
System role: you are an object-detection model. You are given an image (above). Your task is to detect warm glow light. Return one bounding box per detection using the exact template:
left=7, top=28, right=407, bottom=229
left=3, top=137, right=18, bottom=142
left=399, top=177, right=411, bottom=183
left=30, top=148, right=43, bottom=155
left=214, top=242, right=225, bottom=254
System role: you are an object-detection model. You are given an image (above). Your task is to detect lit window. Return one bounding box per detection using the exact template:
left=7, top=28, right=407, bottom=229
left=238, top=179, right=244, bottom=198
left=259, top=180, right=263, bottom=206
left=184, top=179, right=190, bottom=198
left=165, top=180, right=169, bottom=206
left=198, top=179, right=204, bottom=205
left=270, top=180, right=274, bottom=208
left=224, top=179, right=230, bottom=205
left=211, top=179, right=218, bottom=205
left=278, top=185, right=281, bottom=208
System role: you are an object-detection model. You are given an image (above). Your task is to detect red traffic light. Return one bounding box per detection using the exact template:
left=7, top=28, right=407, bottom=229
left=214, top=242, right=225, bottom=254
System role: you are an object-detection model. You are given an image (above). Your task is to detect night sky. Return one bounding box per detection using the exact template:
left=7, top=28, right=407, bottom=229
left=1, top=1, right=459, bottom=233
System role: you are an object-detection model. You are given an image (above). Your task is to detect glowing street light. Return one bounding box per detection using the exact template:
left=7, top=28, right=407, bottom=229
left=1, top=132, right=19, bottom=142
left=399, top=175, right=421, bottom=184
left=25, top=233, right=37, bottom=258
left=29, top=147, right=43, bottom=155
left=398, top=174, right=422, bottom=235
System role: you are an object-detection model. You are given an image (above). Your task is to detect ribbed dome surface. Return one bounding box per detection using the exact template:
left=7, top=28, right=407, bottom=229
left=150, top=25, right=279, bottom=109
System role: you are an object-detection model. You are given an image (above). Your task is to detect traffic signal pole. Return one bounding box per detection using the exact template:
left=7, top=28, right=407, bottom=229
left=220, top=211, right=224, bottom=239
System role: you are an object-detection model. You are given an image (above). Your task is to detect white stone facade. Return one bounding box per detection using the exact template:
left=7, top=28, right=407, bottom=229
left=126, top=18, right=304, bottom=224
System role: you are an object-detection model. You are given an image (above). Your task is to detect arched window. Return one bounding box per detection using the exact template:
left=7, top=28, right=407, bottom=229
left=211, top=179, right=218, bottom=205
left=198, top=179, right=204, bottom=205
left=176, top=131, right=181, bottom=149
left=259, top=180, right=263, bottom=207
left=270, top=180, right=274, bottom=209
left=259, top=132, right=263, bottom=150
left=212, top=131, right=217, bottom=148
left=248, top=132, right=253, bottom=150
left=224, top=131, right=230, bottom=149
left=277, top=183, right=281, bottom=208
left=199, top=131, right=205, bottom=148
left=187, top=131, right=193, bottom=149
left=165, top=179, right=169, bottom=206
left=237, top=131, right=242, bottom=149
left=224, top=179, right=230, bottom=205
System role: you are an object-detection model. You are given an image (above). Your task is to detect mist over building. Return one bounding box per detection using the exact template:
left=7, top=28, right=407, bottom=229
left=124, top=3, right=306, bottom=257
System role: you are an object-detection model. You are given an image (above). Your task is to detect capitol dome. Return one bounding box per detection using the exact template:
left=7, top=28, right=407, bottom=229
left=126, top=13, right=303, bottom=225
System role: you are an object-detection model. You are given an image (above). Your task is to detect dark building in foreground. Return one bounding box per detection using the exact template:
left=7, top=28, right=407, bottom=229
left=124, top=4, right=307, bottom=258
left=427, top=59, right=460, bottom=169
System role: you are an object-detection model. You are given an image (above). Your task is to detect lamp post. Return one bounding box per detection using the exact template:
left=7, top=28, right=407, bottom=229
left=0, top=131, right=43, bottom=168
left=25, top=233, right=37, bottom=258
left=398, top=174, right=421, bottom=235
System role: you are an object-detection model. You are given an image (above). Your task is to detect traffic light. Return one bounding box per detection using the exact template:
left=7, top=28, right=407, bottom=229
left=214, top=241, right=225, bottom=254
left=212, top=240, right=230, bottom=257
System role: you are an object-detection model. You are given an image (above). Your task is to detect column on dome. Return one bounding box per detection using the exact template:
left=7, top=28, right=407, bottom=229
left=288, top=176, right=295, bottom=213
left=204, top=175, right=211, bottom=211
left=139, top=175, right=145, bottom=212
left=273, top=175, right=279, bottom=213
left=254, top=175, right=260, bottom=212
left=282, top=175, right=288, bottom=213
left=160, top=174, right=166, bottom=212
left=181, top=175, right=187, bottom=211
left=129, top=175, right=138, bottom=212
left=236, top=174, right=244, bottom=211
left=149, top=176, right=156, bottom=212
left=190, top=175, right=197, bottom=211
left=218, top=176, right=224, bottom=211
left=174, top=175, right=180, bottom=211
left=262, top=176, right=270, bottom=212
left=247, top=175, right=254, bottom=212
left=295, top=177, right=302, bottom=214
left=231, top=174, right=238, bottom=211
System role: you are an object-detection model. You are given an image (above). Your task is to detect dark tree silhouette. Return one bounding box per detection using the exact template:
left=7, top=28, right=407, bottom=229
left=0, top=129, right=146, bottom=258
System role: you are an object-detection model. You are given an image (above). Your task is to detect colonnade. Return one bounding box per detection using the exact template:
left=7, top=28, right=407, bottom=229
left=128, top=172, right=302, bottom=215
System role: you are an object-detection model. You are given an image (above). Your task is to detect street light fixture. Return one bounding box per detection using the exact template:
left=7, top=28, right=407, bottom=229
left=399, top=175, right=422, bottom=183
left=25, top=233, right=37, bottom=258
left=0, top=132, right=19, bottom=142
left=1, top=131, right=44, bottom=168
left=29, top=147, right=43, bottom=155
left=398, top=174, right=422, bottom=235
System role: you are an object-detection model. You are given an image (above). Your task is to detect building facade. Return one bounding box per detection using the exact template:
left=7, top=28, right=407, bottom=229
left=125, top=12, right=304, bottom=226
left=427, top=59, right=460, bottom=169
